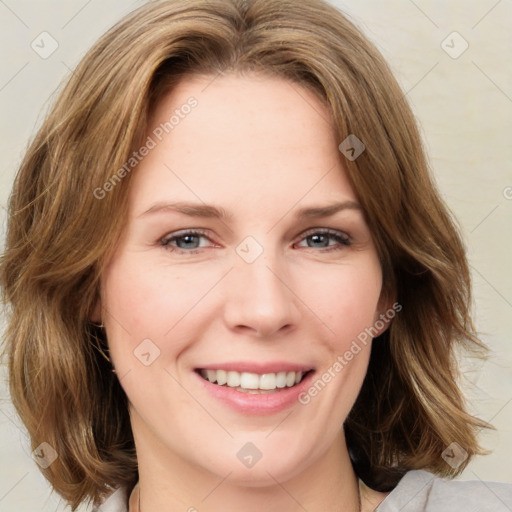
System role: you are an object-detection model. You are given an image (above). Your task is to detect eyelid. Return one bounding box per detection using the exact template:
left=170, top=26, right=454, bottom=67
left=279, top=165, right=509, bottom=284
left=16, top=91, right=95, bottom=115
left=296, top=227, right=351, bottom=243
left=160, top=228, right=210, bottom=242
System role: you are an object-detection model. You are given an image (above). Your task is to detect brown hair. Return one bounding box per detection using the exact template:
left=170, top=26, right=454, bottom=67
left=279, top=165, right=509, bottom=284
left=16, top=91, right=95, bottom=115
left=0, top=0, right=490, bottom=508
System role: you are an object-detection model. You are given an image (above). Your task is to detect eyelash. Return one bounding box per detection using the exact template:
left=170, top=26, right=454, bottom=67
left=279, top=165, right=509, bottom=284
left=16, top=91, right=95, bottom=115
left=159, top=228, right=351, bottom=255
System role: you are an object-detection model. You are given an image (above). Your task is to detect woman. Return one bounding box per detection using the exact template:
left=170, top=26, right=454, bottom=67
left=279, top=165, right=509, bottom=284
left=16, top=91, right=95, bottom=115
left=1, top=0, right=510, bottom=511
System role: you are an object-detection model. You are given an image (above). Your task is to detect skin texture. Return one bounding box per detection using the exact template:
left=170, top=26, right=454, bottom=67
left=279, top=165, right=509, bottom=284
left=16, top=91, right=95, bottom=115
left=98, top=72, right=391, bottom=511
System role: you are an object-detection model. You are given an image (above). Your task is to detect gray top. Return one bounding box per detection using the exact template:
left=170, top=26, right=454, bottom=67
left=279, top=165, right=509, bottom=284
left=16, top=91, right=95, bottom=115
left=375, top=469, right=511, bottom=511
left=94, top=469, right=512, bottom=511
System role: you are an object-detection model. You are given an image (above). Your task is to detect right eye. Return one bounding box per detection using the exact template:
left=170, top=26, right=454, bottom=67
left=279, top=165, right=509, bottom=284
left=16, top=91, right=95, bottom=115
left=159, top=229, right=215, bottom=254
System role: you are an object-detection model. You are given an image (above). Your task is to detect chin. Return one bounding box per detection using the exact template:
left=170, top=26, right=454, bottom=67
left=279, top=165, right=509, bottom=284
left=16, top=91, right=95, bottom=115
left=190, top=436, right=318, bottom=488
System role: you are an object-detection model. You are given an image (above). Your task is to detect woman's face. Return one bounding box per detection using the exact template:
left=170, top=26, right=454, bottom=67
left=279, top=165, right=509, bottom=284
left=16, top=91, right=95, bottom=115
left=100, top=72, right=388, bottom=485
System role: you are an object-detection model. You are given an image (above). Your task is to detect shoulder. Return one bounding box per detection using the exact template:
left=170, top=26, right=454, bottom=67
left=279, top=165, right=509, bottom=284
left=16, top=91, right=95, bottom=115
left=376, top=469, right=512, bottom=512
left=92, top=485, right=130, bottom=512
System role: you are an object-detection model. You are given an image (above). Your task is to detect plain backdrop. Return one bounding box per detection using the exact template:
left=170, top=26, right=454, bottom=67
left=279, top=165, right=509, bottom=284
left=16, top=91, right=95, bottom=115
left=0, top=1, right=511, bottom=510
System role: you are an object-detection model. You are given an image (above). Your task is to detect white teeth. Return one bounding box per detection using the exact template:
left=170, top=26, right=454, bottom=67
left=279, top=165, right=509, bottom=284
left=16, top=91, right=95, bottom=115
left=240, top=372, right=260, bottom=389
left=276, top=371, right=287, bottom=388
left=259, top=373, right=276, bottom=390
left=200, top=369, right=306, bottom=391
left=216, top=369, right=227, bottom=385
left=227, top=371, right=240, bottom=387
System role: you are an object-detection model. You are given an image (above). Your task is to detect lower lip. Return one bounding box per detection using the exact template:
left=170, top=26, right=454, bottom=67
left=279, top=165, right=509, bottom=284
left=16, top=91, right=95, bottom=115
left=194, top=371, right=315, bottom=415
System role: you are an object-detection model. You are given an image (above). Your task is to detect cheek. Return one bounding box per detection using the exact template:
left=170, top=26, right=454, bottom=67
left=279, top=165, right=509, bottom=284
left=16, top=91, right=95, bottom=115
left=100, top=251, right=223, bottom=366
left=296, top=257, right=383, bottom=351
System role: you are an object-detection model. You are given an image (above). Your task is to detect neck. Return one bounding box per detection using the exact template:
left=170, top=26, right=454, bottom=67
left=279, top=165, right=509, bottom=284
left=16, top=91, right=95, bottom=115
left=133, top=429, right=365, bottom=512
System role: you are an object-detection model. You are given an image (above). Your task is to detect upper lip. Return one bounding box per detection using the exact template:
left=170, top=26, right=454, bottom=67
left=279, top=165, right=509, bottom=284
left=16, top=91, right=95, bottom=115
left=196, top=361, right=314, bottom=374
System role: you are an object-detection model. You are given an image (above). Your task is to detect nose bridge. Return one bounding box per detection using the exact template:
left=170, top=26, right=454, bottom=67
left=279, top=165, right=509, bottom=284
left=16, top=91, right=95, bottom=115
left=223, top=239, right=299, bottom=336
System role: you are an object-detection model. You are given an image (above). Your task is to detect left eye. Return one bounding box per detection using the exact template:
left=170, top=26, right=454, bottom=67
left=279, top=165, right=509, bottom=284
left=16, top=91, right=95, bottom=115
left=295, top=229, right=351, bottom=250
left=159, top=228, right=351, bottom=254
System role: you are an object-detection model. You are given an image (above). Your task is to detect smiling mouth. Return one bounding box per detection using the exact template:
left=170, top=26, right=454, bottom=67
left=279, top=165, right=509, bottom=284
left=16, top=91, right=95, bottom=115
left=196, top=369, right=313, bottom=394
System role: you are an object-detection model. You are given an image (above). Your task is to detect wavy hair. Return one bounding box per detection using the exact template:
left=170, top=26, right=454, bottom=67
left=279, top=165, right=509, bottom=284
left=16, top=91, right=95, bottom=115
left=1, top=0, right=489, bottom=509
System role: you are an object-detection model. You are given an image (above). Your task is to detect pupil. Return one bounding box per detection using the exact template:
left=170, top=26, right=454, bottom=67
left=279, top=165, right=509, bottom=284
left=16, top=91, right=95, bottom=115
left=310, top=234, right=328, bottom=247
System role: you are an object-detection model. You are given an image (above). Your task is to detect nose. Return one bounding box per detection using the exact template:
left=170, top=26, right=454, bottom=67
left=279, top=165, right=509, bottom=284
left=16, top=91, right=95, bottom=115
left=222, top=248, right=301, bottom=338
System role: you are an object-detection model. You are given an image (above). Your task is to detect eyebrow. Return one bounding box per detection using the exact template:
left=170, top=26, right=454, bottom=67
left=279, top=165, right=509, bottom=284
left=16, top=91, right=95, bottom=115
left=139, top=200, right=361, bottom=220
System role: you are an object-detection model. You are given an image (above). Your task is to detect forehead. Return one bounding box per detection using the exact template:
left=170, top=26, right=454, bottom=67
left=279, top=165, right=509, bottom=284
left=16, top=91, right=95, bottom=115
left=129, top=72, right=357, bottom=215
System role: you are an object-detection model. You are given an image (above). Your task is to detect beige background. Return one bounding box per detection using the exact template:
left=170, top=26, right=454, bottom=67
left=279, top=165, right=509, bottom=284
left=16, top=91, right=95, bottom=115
left=0, top=1, right=511, bottom=510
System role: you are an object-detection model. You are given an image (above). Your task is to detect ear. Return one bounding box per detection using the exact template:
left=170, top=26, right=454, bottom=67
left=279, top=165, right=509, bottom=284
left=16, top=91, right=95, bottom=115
left=372, top=289, right=400, bottom=338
